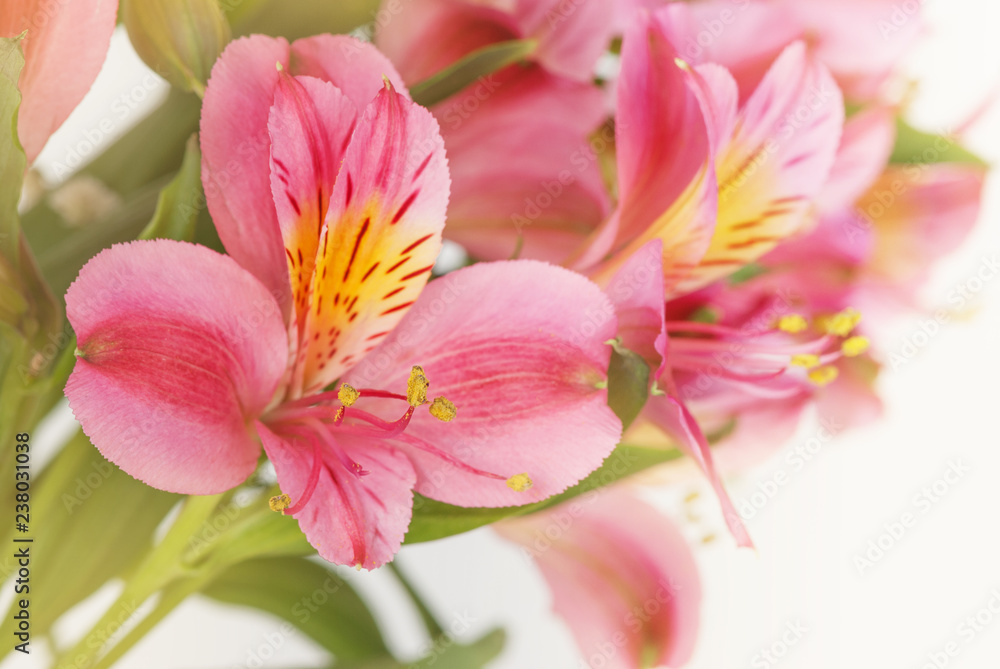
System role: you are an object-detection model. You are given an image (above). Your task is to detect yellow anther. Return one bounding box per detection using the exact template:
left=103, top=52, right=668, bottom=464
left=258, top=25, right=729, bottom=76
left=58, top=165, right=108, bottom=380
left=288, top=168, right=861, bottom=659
left=776, top=314, right=809, bottom=334
left=355, top=562, right=364, bottom=571
left=429, top=396, right=457, bottom=422
left=338, top=384, right=360, bottom=407
left=334, top=406, right=345, bottom=423
left=407, top=365, right=429, bottom=406
left=269, top=494, right=291, bottom=513
left=790, top=354, right=821, bottom=369
left=841, top=336, right=870, bottom=357
left=808, top=365, right=839, bottom=387
left=506, top=473, right=533, bottom=492
left=275, top=61, right=284, bottom=72
left=822, top=308, right=862, bottom=337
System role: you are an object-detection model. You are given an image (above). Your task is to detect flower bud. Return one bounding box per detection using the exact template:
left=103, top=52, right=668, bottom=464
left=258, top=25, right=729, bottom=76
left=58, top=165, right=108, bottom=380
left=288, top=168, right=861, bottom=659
left=122, top=0, right=231, bottom=96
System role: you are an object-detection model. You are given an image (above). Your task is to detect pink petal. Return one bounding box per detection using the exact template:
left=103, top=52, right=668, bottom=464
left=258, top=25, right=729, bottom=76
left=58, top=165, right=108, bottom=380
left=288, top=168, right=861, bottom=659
left=513, top=0, right=616, bottom=80
left=817, top=106, right=897, bottom=212
left=201, top=35, right=293, bottom=315
left=296, top=84, right=449, bottom=394
left=614, top=10, right=714, bottom=252
left=662, top=2, right=801, bottom=105
left=345, top=261, right=622, bottom=507
left=268, top=73, right=357, bottom=327
left=497, top=489, right=702, bottom=668
left=65, top=240, right=288, bottom=494
left=289, top=34, right=409, bottom=106
left=1, top=0, right=117, bottom=164
left=681, top=41, right=844, bottom=292
left=375, top=0, right=520, bottom=84
left=644, top=394, right=754, bottom=548
left=581, top=9, right=717, bottom=295
left=258, top=421, right=416, bottom=569
left=602, top=239, right=668, bottom=379
left=438, top=66, right=610, bottom=263
left=864, top=164, right=987, bottom=284
left=780, top=0, right=924, bottom=101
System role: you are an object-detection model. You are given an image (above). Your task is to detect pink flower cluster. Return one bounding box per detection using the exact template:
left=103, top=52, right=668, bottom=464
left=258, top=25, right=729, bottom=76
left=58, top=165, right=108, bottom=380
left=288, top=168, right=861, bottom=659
left=42, top=0, right=983, bottom=666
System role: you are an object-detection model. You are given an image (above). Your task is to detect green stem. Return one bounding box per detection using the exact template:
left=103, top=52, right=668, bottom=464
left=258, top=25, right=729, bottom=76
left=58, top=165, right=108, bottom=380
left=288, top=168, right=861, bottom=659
left=88, top=575, right=213, bottom=669
left=387, top=561, right=444, bottom=639
left=53, top=494, right=223, bottom=668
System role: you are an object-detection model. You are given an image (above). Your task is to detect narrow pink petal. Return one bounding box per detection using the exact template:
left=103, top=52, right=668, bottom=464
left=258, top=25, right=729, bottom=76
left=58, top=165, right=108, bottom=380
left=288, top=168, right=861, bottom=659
left=602, top=239, right=668, bottom=379
left=581, top=9, right=717, bottom=295
left=438, top=66, right=610, bottom=263
left=680, top=41, right=844, bottom=292
left=344, top=261, right=622, bottom=507
left=644, top=394, right=754, bottom=548
left=258, top=422, right=416, bottom=569
left=613, top=10, right=713, bottom=251
left=296, top=84, right=449, bottom=394
left=268, top=73, right=357, bottom=327
left=289, top=34, right=409, bottom=106
left=65, top=240, right=288, bottom=494
left=817, top=106, right=897, bottom=212
left=497, top=489, right=702, bottom=668
left=201, top=35, right=293, bottom=314
left=1, top=0, right=117, bottom=163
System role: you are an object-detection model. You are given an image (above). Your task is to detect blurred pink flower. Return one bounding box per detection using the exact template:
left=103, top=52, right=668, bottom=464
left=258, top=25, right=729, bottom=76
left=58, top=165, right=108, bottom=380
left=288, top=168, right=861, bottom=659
left=375, top=0, right=614, bottom=263
left=631, top=0, right=923, bottom=103
left=580, top=8, right=845, bottom=300
left=1, top=0, right=118, bottom=164
left=65, top=35, right=622, bottom=569
left=497, top=488, right=701, bottom=669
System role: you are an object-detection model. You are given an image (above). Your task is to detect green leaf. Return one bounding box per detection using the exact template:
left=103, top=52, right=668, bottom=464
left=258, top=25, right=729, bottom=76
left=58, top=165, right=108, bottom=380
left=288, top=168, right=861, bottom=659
left=191, top=506, right=314, bottom=569
left=411, top=39, right=537, bottom=107
left=607, top=342, right=650, bottom=430
left=0, top=432, right=179, bottom=636
left=139, top=133, right=203, bottom=241
left=408, top=629, right=506, bottom=669
left=203, top=556, right=390, bottom=662
left=0, top=35, right=25, bottom=266
left=889, top=118, right=989, bottom=167
left=405, top=444, right=683, bottom=544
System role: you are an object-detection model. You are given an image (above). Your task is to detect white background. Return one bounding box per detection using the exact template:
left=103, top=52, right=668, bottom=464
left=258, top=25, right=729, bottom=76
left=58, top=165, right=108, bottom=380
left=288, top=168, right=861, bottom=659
left=8, top=0, right=1000, bottom=667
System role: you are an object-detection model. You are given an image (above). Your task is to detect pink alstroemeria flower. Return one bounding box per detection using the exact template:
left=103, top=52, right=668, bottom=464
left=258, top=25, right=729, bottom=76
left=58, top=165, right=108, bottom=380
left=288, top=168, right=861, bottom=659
left=1, top=0, right=118, bottom=164
left=603, top=235, right=874, bottom=547
left=643, top=0, right=923, bottom=104
left=496, top=488, right=701, bottom=669
left=65, top=35, right=622, bottom=569
left=376, top=0, right=616, bottom=84
left=375, top=0, right=614, bottom=263
left=578, top=8, right=844, bottom=299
